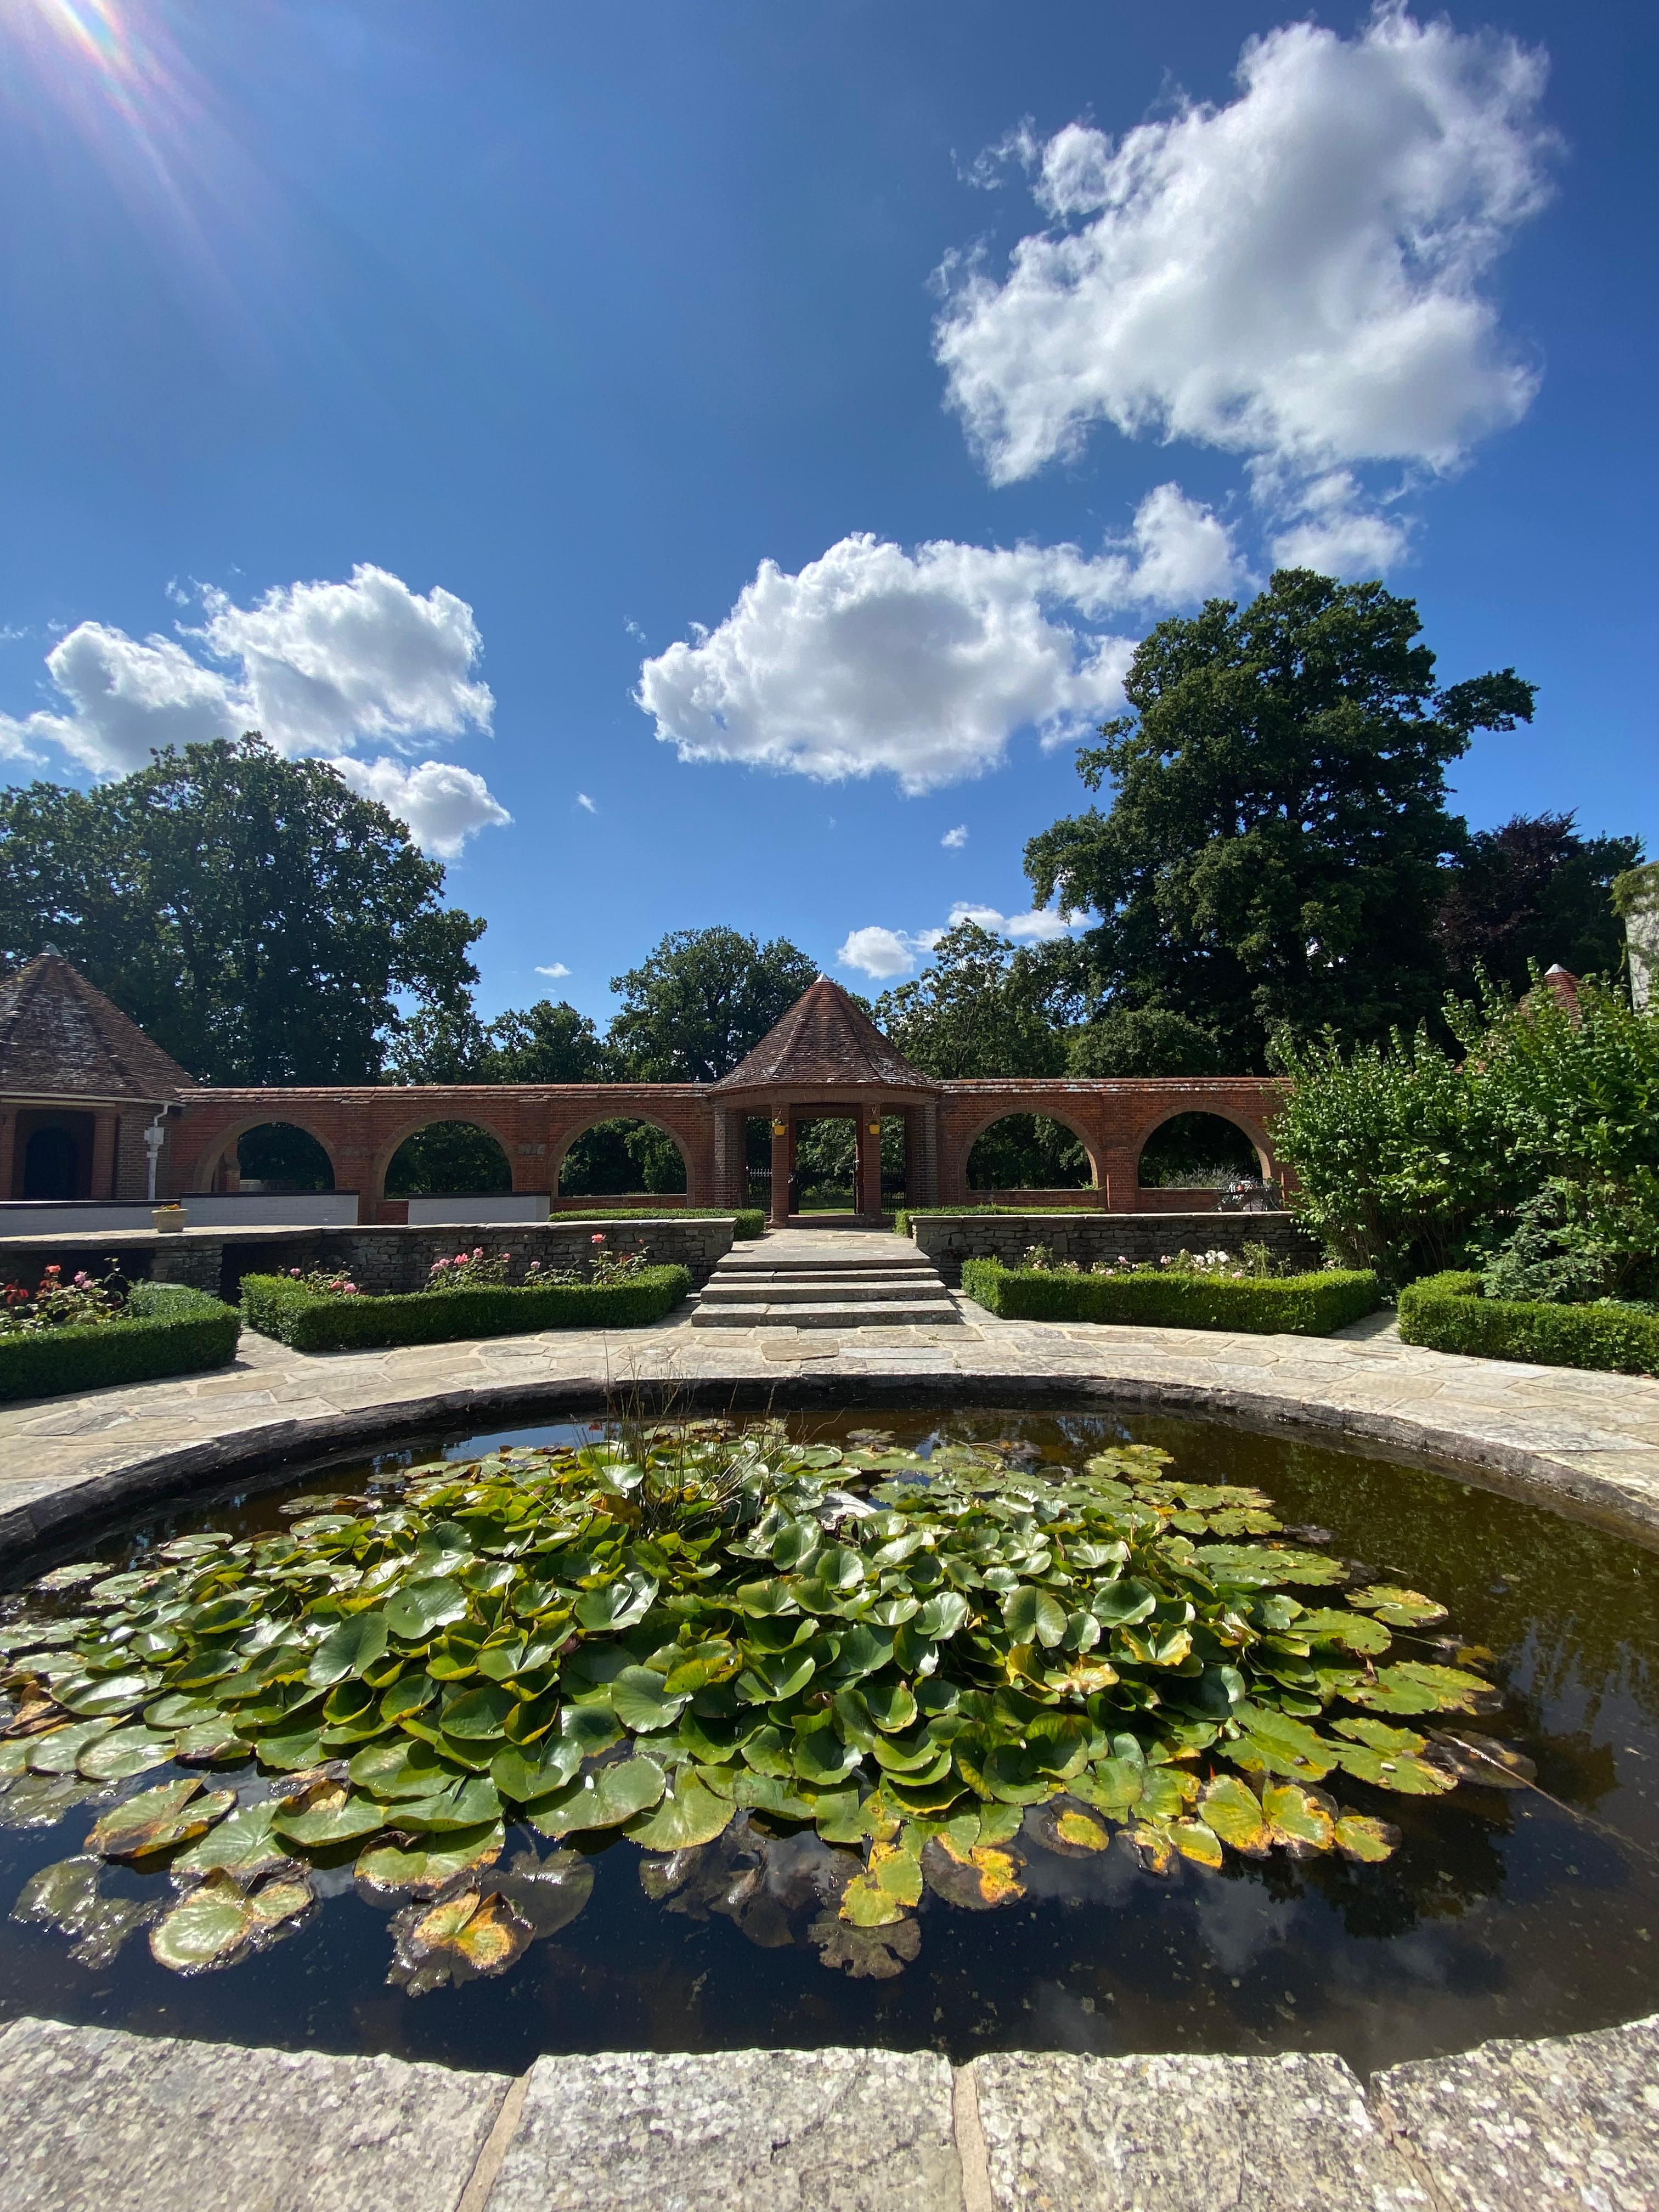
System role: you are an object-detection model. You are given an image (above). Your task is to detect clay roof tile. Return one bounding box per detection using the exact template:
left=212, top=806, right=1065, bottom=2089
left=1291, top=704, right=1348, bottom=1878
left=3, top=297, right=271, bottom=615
left=710, top=976, right=935, bottom=1092
left=0, top=953, right=195, bottom=1103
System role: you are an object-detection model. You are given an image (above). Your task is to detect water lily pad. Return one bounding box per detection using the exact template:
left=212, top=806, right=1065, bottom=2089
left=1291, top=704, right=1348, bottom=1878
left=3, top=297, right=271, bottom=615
left=0, top=1771, right=107, bottom=1829
left=26, top=1719, right=118, bottom=1775
left=624, top=1770, right=735, bottom=1850
left=172, top=1800, right=297, bottom=1883
left=1197, top=1774, right=1272, bottom=1855
left=253, top=1725, right=329, bottom=1771
left=611, top=1667, right=689, bottom=1734
left=1293, top=1608, right=1392, bottom=1656
left=1029, top=1801, right=1113, bottom=1857
left=526, top=1755, right=664, bottom=1837
left=385, top=1577, right=469, bottom=1641
left=1334, top=1813, right=1401, bottom=1861
left=387, top=1885, right=533, bottom=1994
left=78, top=1729, right=176, bottom=1782
left=1260, top=1781, right=1338, bottom=1854
left=12, top=1854, right=156, bottom=1967
left=573, top=1569, right=657, bottom=1633
left=809, top=1909, right=919, bottom=1978
left=1347, top=1585, right=1449, bottom=1628
left=440, top=1683, right=516, bottom=1741
left=355, top=1820, right=505, bottom=1898
left=306, top=1612, right=390, bottom=1688
left=269, top=1779, right=386, bottom=1847
left=490, top=1846, right=595, bottom=1936
left=1001, top=1588, right=1066, bottom=1647
left=32, top=1562, right=112, bottom=1592
left=150, top=1869, right=313, bottom=1972
left=54, top=1673, right=154, bottom=1720
left=144, top=1694, right=223, bottom=1733
left=390, top=1775, right=502, bottom=1832
left=1346, top=1662, right=1498, bottom=1716
left=921, top=1833, right=1025, bottom=1906
left=89, top=1779, right=235, bottom=1860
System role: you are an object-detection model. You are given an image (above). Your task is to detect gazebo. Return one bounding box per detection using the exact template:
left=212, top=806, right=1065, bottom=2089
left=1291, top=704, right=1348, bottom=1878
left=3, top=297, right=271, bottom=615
left=709, top=977, right=938, bottom=1226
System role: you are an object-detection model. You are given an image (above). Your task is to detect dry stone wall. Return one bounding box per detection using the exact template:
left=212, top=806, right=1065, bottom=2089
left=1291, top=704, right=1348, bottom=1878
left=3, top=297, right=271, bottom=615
left=911, top=1210, right=1323, bottom=1285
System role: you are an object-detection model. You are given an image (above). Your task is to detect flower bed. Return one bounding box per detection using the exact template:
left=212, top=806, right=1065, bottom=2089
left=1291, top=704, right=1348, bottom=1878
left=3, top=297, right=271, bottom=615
left=240, top=1266, right=691, bottom=1352
left=961, top=1257, right=1379, bottom=1336
left=0, top=1282, right=241, bottom=1403
left=1398, top=1271, right=1659, bottom=1375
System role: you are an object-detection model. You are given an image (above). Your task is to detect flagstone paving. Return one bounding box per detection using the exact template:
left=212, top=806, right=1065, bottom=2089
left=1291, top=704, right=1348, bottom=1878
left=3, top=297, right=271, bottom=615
left=2, top=1224, right=1659, bottom=1554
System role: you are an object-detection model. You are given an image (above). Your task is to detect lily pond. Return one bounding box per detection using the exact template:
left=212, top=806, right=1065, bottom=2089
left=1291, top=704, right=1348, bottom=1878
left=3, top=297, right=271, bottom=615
left=2, top=1408, right=1658, bottom=2079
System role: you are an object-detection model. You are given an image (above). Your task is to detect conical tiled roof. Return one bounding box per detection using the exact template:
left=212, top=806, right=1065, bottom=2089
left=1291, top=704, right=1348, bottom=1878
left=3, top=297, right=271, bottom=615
left=711, top=976, right=935, bottom=1092
left=0, top=953, right=195, bottom=1103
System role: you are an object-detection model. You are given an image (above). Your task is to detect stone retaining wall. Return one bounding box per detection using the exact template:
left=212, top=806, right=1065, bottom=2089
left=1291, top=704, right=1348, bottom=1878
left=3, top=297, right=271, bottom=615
left=0, top=1215, right=736, bottom=1300
left=910, top=1209, right=1323, bottom=1285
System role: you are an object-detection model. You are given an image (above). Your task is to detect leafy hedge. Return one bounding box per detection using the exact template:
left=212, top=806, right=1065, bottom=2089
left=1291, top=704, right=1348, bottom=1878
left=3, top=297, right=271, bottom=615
left=0, top=1282, right=241, bottom=1404
left=960, top=1259, right=1379, bottom=1336
left=554, top=1209, right=765, bottom=1239
left=241, top=1266, right=691, bottom=1352
left=1398, top=1271, right=1659, bottom=1374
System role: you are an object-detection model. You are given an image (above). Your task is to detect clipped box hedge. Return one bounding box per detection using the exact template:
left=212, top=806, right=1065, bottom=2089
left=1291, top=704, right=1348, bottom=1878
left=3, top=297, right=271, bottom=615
left=241, top=1265, right=692, bottom=1352
left=960, top=1258, right=1379, bottom=1336
left=0, top=1282, right=241, bottom=1404
left=1398, top=1271, right=1659, bottom=1375
left=558, top=1208, right=765, bottom=1239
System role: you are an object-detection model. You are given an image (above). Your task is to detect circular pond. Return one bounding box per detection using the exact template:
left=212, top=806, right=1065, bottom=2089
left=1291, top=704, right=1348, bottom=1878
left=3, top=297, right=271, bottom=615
left=2, top=1407, right=1657, bottom=2079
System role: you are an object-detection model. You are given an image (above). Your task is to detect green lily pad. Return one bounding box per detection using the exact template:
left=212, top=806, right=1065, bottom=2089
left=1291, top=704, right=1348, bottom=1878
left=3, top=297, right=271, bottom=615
left=623, top=1771, right=735, bottom=1850
left=1196, top=1774, right=1271, bottom=1855
left=526, top=1755, right=665, bottom=1837
left=172, top=1800, right=296, bottom=1883
left=1346, top=1662, right=1497, bottom=1716
left=611, top=1667, right=689, bottom=1734
left=88, top=1779, right=235, bottom=1860
left=440, top=1683, right=517, bottom=1741
left=1002, top=1589, right=1066, bottom=1648
left=390, top=1775, right=502, bottom=1832
left=77, top=1729, right=176, bottom=1782
left=269, top=1779, right=386, bottom=1847
left=150, top=1869, right=313, bottom=1972
left=11, top=1854, right=156, bottom=1967
left=1347, top=1585, right=1449, bottom=1628
left=573, top=1569, right=657, bottom=1633
left=26, top=1719, right=119, bottom=1776
left=355, top=1821, right=505, bottom=1898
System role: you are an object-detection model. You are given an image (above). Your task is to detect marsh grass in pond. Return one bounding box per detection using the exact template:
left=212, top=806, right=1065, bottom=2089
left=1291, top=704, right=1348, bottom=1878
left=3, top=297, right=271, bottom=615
left=1, top=1409, right=1658, bottom=2076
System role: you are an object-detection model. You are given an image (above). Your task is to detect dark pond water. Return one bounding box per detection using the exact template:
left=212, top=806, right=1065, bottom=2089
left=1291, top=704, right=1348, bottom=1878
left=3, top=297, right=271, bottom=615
left=3, top=1407, right=1658, bottom=2078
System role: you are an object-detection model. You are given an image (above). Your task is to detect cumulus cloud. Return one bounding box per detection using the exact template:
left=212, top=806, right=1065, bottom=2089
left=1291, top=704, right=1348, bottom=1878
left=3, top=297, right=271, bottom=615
left=936, top=8, right=1555, bottom=563
left=941, top=825, right=969, bottom=849
left=0, top=565, right=509, bottom=854
left=837, top=899, right=1080, bottom=979
left=328, top=757, right=511, bottom=859
left=535, top=962, right=572, bottom=979
left=636, top=486, right=1239, bottom=793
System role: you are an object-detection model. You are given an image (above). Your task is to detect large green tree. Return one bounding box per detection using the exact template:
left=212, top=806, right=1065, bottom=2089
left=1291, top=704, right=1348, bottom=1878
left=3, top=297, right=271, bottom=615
left=0, top=736, right=483, bottom=1084
left=386, top=997, right=609, bottom=1085
left=1023, top=571, right=1537, bottom=1069
left=607, top=927, right=817, bottom=1082
left=873, top=920, right=1067, bottom=1080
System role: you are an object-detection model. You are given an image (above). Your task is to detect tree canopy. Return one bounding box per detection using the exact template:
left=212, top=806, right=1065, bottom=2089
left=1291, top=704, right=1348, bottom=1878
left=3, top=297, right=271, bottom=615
left=1436, top=812, right=1643, bottom=1001
left=0, top=736, right=483, bottom=1085
left=1023, top=571, right=1537, bottom=1070
left=606, top=927, right=818, bottom=1082
left=873, top=920, right=1069, bottom=1080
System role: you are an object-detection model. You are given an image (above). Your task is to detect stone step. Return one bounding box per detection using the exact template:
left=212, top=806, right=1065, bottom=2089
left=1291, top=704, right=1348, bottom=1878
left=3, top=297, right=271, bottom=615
left=714, top=1258, right=935, bottom=1277
left=695, top=1274, right=942, bottom=1300
left=690, top=1296, right=962, bottom=1329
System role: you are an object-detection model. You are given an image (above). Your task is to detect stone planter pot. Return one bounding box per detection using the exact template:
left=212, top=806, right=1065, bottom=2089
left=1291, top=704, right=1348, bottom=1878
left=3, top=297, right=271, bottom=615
left=151, top=1207, right=187, bottom=1235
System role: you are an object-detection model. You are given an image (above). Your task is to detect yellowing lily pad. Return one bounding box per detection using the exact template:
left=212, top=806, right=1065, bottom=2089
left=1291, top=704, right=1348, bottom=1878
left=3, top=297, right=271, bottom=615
left=920, top=1833, right=1025, bottom=1908
left=1197, top=1774, right=1271, bottom=1856
left=88, top=1780, right=235, bottom=1861
left=355, top=1820, right=505, bottom=1898
left=387, top=1886, right=533, bottom=1994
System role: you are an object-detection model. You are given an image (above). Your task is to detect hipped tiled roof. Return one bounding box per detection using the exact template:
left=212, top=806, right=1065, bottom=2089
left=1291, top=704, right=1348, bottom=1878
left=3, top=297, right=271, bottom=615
left=711, top=976, right=935, bottom=1092
left=0, top=953, right=195, bottom=1103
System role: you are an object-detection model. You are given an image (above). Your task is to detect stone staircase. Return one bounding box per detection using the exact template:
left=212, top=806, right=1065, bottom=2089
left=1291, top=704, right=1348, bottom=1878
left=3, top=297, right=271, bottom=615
left=689, top=1231, right=961, bottom=1329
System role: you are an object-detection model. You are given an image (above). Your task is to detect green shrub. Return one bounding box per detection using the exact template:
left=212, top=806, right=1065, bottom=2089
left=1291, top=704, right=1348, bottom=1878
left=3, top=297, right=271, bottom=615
left=0, top=1282, right=241, bottom=1403
left=960, top=1257, right=1378, bottom=1336
left=552, top=1207, right=765, bottom=1239
left=241, top=1266, right=691, bottom=1351
left=895, top=1205, right=1099, bottom=1236
left=1398, top=1271, right=1659, bottom=1374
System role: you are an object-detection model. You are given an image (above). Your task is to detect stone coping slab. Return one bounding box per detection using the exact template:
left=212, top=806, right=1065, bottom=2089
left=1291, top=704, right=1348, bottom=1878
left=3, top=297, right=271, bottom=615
left=2, top=1255, right=1659, bottom=1559
left=0, top=2015, right=1654, bottom=2211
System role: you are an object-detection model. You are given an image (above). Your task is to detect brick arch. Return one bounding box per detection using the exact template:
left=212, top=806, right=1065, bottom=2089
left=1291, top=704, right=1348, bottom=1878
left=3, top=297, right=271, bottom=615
left=548, top=1110, right=692, bottom=1198
left=957, top=1104, right=1104, bottom=1192
left=1130, top=1103, right=1275, bottom=1185
left=372, top=1113, right=518, bottom=1201
left=190, top=1113, right=342, bottom=1196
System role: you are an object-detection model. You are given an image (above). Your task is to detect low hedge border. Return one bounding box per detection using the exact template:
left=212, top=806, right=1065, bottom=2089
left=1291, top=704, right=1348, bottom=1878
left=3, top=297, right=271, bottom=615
left=960, top=1258, right=1379, bottom=1337
left=1398, top=1271, right=1659, bottom=1375
left=241, top=1266, right=692, bottom=1352
left=0, top=1282, right=241, bottom=1404
left=552, top=1209, right=765, bottom=1239
left=894, top=1205, right=1071, bottom=1235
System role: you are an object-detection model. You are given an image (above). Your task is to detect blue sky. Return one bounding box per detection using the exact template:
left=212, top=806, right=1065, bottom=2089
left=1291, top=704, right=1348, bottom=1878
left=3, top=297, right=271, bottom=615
left=1, top=0, right=1653, bottom=1023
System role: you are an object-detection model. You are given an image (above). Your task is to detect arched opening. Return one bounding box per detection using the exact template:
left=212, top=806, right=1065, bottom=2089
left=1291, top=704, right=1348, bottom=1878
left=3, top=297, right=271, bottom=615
left=1137, top=1112, right=1262, bottom=1189
left=22, top=1124, right=81, bottom=1200
left=557, top=1119, right=687, bottom=1200
left=221, top=1122, right=335, bottom=1194
left=385, top=1121, right=512, bottom=1199
left=967, top=1114, right=1093, bottom=1194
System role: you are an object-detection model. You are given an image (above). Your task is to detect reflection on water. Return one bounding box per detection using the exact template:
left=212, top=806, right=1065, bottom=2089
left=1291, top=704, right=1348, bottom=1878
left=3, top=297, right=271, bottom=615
left=2, top=1406, right=1658, bottom=2075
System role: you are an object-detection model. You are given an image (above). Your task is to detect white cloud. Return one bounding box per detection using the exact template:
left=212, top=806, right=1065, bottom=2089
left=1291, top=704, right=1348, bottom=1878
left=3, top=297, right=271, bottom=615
left=0, top=566, right=493, bottom=772
left=635, top=486, right=1238, bottom=793
left=838, top=899, right=1080, bottom=979
left=575, top=792, right=597, bottom=814
left=535, top=962, right=572, bottom=979
left=836, top=926, right=917, bottom=981
left=328, top=757, right=510, bottom=859
left=0, top=565, right=509, bottom=852
left=936, top=9, right=1555, bottom=561
left=941, top=825, right=969, bottom=850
